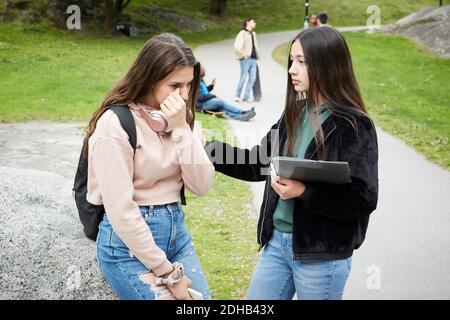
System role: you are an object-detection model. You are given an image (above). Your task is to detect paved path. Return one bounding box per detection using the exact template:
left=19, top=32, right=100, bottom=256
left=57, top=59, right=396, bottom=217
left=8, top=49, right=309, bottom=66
left=195, top=29, right=450, bottom=299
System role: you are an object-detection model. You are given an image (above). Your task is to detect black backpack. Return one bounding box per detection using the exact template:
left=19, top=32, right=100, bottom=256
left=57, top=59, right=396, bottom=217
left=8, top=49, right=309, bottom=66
left=73, top=105, right=186, bottom=241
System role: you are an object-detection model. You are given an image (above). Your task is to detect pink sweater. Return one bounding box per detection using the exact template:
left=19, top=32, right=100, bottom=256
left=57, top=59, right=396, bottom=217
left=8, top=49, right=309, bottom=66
left=87, top=105, right=214, bottom=276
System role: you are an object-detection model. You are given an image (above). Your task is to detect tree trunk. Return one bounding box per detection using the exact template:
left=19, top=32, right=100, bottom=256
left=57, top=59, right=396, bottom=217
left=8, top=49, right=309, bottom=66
left=105, top=0, right=115, bottom=36
left=105, top=0, right=132, bottom=36
left=210, top=0, right=227, bottom=16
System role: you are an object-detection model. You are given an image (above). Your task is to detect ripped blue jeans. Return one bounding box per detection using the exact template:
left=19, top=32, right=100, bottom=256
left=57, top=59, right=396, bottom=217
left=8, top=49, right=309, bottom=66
left=96, top=202, right=210, bottom=300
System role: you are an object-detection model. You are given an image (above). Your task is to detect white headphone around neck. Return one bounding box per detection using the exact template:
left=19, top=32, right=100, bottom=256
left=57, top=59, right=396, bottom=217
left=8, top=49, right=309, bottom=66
left=136, top=103, right=172, bottom=134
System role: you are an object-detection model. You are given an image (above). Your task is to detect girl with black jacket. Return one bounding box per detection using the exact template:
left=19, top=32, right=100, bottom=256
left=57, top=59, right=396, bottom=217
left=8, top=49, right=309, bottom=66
left=206, top=26, right=378, bottom=300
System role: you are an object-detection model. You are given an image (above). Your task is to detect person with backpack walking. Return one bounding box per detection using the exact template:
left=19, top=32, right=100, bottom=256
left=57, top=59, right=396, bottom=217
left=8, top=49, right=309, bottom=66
left=81, top=33, right=214, bottom=300
left=206, top=26, right=378, bottom=300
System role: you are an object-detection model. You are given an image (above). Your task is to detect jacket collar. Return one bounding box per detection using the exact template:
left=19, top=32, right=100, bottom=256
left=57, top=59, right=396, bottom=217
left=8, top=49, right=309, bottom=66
left=275, top=112, right=338, bottom=159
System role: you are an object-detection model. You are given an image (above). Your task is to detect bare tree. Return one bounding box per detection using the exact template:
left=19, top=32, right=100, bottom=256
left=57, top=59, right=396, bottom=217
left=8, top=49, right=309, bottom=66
left=210, top=0, right=227, bottom=16
left=105, top=0, right=132, bottom=35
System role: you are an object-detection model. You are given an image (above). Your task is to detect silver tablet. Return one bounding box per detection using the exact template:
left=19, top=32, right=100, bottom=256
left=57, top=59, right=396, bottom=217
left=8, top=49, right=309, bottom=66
left=271, top=156, right=351, bottom=184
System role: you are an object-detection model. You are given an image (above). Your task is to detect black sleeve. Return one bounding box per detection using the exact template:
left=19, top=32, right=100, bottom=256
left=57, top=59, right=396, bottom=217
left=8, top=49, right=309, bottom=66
left=207, top=84, right=215, bottom=92
left=298, top=117, right=378, bottom=221
left=205, top=120, right=281, bottom=182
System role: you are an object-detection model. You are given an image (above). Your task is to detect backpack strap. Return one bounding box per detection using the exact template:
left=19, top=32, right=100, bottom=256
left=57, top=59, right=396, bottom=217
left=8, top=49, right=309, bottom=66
left=180, top=184, right=186, bottom=206
left=110, top=105, right=137, bottom=158
left=109, top=105, right=186, bottom=205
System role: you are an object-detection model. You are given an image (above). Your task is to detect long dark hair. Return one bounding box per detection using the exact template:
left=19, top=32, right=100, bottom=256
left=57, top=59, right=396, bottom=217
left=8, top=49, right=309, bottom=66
left=285, top=26, right=368, bottom=157
left=82, top=33, right=200, bottom=157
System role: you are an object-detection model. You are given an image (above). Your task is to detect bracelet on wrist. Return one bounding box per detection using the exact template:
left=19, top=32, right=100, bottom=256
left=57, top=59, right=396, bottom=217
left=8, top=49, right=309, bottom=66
left=154, top=262, right=184, bottom=286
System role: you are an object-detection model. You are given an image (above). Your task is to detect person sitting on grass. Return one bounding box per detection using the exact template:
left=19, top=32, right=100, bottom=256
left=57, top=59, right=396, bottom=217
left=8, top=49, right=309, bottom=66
left=196, top=66, right=256, bottom=121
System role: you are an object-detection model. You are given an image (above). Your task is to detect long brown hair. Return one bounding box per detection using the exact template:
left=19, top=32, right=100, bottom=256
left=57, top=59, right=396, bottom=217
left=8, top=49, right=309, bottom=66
left=285, top=26, right=368, bottom=158
left=82, top=33, right=200, bottom=157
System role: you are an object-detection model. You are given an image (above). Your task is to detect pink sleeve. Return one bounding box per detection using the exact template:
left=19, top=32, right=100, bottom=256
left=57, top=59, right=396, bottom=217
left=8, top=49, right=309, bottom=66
left=171, top=123, right=215, bottom=195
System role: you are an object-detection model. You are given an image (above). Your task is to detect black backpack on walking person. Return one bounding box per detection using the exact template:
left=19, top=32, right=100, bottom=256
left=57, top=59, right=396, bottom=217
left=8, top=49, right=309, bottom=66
left=73, top=105, right=137, bottom=241
left=73, top=105, right=187, bottom=241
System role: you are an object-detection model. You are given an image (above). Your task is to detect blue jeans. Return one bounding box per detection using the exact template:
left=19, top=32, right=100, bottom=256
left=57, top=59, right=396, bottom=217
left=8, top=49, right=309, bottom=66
left=198, top=98, right=245, bottom=120
left=96, top=202, right=210, bottom=300
left=236, top=58, right=257, bottom=101
left=247, top=229, right=352, bottom=300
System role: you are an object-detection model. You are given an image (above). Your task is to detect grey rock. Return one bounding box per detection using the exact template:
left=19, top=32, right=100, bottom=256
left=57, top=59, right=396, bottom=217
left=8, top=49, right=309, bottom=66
left=142, top=7, right=205, bottom=31
left=0, top=166, right=116, bottom=299
left=46, top=0, right=102, bottom=29
left=0, top=122, right=116, bottom=299
left=387, top=5, right=450, bottom=57
left=16, top=9, right=41, bottom=24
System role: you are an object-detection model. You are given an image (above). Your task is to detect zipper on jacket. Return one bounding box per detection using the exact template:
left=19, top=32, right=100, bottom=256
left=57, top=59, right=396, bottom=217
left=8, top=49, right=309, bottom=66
left=258, top=179, right=270, bottom=251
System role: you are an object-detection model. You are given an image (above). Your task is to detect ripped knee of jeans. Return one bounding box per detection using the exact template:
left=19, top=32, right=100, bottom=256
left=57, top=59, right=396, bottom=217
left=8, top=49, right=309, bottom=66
left=139, top=271, right=175, bottom=300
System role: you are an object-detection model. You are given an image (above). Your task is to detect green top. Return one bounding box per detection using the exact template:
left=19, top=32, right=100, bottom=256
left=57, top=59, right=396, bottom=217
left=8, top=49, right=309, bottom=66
left=272, top=105, right=331, bottom=233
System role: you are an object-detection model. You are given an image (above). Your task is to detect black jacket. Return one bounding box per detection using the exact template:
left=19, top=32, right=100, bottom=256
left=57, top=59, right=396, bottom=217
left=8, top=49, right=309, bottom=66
left=205, top=110, right=378, bottom=260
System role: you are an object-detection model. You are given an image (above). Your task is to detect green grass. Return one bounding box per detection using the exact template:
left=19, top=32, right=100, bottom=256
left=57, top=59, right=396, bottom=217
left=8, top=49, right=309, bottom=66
left=272, top=33, right=450, bottom=170
left=0, top=23, right=144, bottom=122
